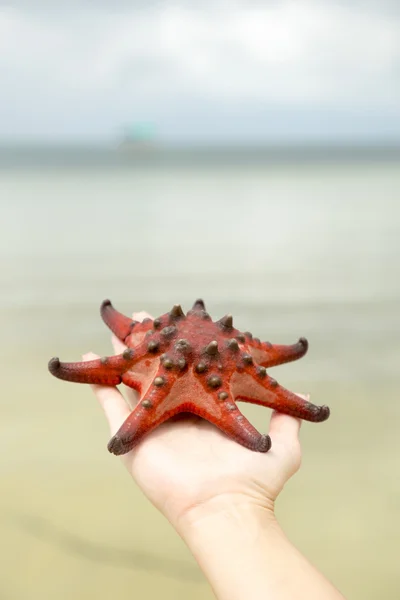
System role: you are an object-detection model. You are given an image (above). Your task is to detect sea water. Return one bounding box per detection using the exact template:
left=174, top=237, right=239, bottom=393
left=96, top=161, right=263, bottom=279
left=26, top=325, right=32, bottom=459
left=1, top=148, right=399, bottom=599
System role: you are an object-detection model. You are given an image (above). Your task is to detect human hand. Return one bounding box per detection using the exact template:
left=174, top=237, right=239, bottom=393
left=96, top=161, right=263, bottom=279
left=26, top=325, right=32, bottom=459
left=85, top=315, right=345, bottom=600
left=85, top=312, right=303, bottom=532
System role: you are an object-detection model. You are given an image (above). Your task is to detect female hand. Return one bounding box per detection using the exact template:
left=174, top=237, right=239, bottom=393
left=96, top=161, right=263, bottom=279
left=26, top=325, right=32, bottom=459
left=85, top=311, right=303, bottom=532
left=85, top=312, right=345, bottom=600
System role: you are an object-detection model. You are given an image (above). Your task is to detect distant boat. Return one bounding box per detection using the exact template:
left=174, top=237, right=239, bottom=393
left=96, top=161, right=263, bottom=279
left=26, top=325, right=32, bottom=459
left=117, top=122, right=158, bottom=152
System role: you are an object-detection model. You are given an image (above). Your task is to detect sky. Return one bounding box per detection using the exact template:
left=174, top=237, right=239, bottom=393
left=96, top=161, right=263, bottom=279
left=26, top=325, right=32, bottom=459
left=0, top=0, right=399, bottom=144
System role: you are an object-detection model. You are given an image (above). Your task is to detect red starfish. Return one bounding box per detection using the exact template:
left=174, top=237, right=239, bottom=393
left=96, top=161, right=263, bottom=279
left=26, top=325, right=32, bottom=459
left=48, top=299, right=330, bottom=455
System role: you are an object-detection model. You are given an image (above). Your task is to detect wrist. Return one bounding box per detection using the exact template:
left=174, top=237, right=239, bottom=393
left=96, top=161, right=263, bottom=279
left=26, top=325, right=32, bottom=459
left=176, top=492, right=277, bottom=542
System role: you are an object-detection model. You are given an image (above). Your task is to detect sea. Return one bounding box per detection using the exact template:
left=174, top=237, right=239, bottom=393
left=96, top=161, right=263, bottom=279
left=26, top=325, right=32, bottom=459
left=1, top=145, right=399, bottom=600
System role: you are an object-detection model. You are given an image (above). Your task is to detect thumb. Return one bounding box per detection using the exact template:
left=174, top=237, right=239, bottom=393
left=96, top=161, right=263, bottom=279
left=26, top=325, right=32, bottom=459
left=268, top=393, right=309, bottom=445
left=83, top=352, right=130, bottom=435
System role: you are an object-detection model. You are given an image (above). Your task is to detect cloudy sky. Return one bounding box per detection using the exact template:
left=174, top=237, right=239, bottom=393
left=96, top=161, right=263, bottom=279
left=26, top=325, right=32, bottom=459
left=1, top=0, right=399, bottom=144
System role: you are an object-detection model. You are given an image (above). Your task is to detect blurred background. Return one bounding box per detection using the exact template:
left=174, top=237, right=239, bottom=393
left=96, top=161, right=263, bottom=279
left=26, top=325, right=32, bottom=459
left=1, top=1, right=399, bottom=599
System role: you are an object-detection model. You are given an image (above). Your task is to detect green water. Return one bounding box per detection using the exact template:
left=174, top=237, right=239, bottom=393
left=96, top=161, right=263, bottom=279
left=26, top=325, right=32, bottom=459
left=1, top=154, right=399, bottom=599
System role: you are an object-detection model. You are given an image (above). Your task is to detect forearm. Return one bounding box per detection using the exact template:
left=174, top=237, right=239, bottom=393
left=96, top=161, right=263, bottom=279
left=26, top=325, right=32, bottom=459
left=178, top=497, right=345, bottom=600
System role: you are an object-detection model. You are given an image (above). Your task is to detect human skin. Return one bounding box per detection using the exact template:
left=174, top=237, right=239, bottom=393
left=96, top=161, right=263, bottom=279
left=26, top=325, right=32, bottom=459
left=84, top=311, right=345, bottom=600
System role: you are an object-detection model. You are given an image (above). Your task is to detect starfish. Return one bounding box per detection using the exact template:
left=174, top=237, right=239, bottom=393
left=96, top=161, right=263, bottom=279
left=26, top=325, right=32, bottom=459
left=48, top=299, right=330, bottom=455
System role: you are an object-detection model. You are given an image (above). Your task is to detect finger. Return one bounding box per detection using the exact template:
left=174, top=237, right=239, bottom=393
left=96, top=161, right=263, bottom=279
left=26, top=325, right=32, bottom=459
left=268, top=393, right=310, bottom=444
left=268, top=393, right=309, bottom=438
left=269, top=411, right=302, bottom=444
left=110, top=312, right=154, bottom=355
left=111, top=333, right=126, bottom=355
left=109, top=333, right=140, bottom=409
left=83, top=352, right=130, bottom=435
left=133, top=311, right=153, bottom=322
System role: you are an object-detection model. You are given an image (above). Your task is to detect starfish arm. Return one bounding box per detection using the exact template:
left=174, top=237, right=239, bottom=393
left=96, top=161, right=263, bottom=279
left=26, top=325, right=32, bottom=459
left=48, top=340, right=151, bottom=386
left=107, top=408, right=160, bottom=455
left=236, top=370, right=330, bottom=423
left=100, top=299, right=134, bottom=340
left=100, top=299, right=153, bottom=342
left=108, top=370, right=179, bottom=455
left=48, top=355, right=125, bottom=385
left=249, top=337, right=308, bottom=368
left=187, top=399, right=271, bottom=453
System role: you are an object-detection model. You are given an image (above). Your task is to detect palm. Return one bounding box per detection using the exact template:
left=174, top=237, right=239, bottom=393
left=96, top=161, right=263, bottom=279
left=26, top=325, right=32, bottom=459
left=124, top=414, right=301, bottom=525
left=87, top=313, right=302, bottom=528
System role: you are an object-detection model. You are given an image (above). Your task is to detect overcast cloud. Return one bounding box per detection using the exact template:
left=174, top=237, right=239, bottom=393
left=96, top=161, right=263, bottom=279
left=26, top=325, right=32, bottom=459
left=0, top=1, right=399, bottom=143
